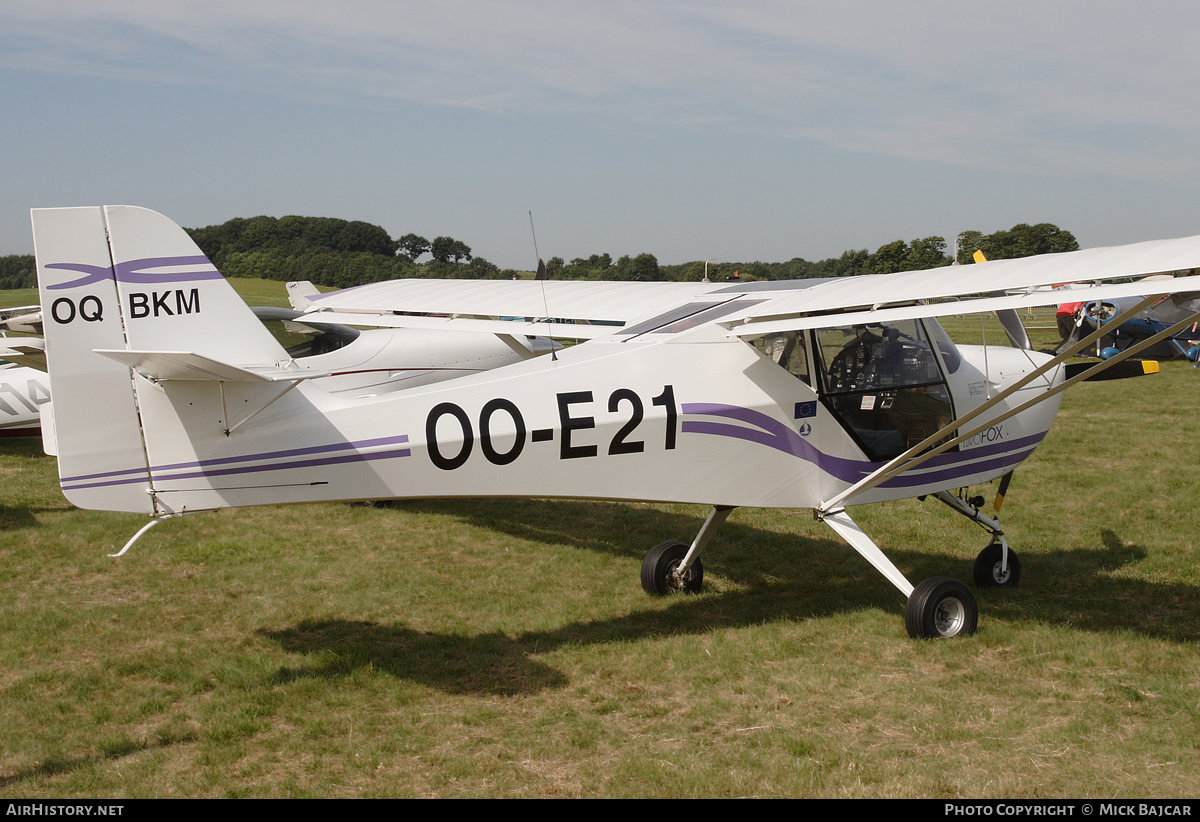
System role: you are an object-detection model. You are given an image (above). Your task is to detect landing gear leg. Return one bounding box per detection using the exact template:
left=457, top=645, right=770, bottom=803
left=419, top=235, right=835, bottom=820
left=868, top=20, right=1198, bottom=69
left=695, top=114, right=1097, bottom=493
left=641, top=505, right=734, bottom=595
left=820, top=507, right=977, bottom=638
left=974, top=538, right=1021, bottom=588
left=931, top=490, right=1021, bottom=588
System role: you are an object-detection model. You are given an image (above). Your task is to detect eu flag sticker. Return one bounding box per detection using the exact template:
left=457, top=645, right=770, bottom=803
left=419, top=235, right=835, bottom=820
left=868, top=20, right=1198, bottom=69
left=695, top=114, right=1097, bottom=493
left=794, top=401, right=817, bottom=419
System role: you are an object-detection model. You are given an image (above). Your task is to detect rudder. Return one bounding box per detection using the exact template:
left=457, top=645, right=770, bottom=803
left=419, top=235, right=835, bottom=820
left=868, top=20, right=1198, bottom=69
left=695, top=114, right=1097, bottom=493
left=34, top=207, right=153, bottom=513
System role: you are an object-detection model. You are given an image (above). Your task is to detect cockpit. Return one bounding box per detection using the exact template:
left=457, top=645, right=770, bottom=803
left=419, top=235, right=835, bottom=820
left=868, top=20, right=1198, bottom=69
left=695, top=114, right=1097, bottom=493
left=251, top=307, right=360, bottom=359
left=759, top=318, right=959, bottom=461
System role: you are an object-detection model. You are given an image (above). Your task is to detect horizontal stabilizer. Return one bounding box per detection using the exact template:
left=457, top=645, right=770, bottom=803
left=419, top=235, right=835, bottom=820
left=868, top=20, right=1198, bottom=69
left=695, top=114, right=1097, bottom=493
left=0, top=339, right=47, bottom=371
left=95, top=349, right=331, bottom=382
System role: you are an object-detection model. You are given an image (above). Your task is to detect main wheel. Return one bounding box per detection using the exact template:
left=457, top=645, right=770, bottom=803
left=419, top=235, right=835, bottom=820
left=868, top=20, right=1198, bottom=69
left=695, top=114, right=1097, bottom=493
left=641, top=540, right=703, bottom=595
left=904, top=576, right=978, bottom=638
left=973, top=543, right=1021, bottom=588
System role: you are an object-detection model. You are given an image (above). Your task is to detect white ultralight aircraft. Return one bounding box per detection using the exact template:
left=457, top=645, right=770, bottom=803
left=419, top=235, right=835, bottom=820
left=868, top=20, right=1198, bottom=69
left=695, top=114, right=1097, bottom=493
left=0, top=303, right=550, bottom=438
left=0, top=363, right=50, bottom=437
left=32, top=206, right=1200, bottom=639
left=0, top=306, right=50, bottom=436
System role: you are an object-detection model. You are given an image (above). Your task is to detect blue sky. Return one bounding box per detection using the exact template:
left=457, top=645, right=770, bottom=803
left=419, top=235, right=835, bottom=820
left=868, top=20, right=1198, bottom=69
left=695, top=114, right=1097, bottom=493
left=3, top=2, right=1199, bottom=269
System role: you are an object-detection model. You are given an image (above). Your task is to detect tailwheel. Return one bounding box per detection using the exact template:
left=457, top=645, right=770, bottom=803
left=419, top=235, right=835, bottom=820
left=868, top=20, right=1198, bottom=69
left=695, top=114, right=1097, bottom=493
left=973, top=542, right=1021, bottom=588
left=905, top=576, right=978, bottom=638
left=641, top=540, right=703, bottom=595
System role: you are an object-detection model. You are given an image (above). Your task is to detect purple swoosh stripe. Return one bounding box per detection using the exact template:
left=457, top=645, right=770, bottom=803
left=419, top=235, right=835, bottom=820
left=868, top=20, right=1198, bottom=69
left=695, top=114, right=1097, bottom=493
left=60, top=435, right=411, bottom=485
left=873, top=447, right=1036, bottom=488
left=114, top=255, right=224, bottom=284
left=681, top=402, right=1045, bottom=487
left=44, top=262, right=115, bottom=290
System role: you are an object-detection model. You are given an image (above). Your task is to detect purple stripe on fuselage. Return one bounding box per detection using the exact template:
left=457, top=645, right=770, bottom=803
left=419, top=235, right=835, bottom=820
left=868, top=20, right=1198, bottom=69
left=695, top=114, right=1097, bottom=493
left=681, top=402, right=1045, bottom=488
left=147, top=446, right=412, bottom=485
left=62, top=447, right=411, bottom=491
left=60, top=435, right=412, bottom=490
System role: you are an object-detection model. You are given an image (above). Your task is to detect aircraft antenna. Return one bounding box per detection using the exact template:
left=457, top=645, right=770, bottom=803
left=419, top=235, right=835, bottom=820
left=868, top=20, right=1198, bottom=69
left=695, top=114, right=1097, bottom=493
left=528, top=210, right=541, bottom=266
left=529, top=211, right=556, bottom=360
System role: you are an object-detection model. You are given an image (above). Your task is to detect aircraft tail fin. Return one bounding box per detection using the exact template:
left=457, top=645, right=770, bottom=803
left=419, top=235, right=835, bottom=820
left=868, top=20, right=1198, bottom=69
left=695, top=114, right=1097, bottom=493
left=286, top=280, right=322, bottom=310
left=34, top=206, right=289, bottom=514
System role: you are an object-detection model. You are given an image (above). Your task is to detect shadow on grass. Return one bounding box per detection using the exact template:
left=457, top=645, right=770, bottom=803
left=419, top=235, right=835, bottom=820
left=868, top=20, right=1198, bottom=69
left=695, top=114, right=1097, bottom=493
left=0, top=728, right=198, bottom=790
left=258, top=502, right=1200, bottom=698
left=372, top=498, right=1200, bottom=640
left=0, top=505, right=42, bottom=529
left=261, top=621, right=572, bottom=696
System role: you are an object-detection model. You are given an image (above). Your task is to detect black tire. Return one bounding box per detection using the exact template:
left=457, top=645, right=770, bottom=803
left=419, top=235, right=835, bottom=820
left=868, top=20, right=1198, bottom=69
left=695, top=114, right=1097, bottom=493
left=640, top=540, right=703, bottom=595
left=974, top=543, right=1021, bottom=588
left=905, top=576, right=978, bottom=639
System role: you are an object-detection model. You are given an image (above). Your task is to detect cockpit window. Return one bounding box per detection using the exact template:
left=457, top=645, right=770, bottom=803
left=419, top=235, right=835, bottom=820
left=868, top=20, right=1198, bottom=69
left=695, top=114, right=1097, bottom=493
left=754, top=331, right=809, bottom=384
left=924, top=317, right=962, bottom=374
left=814, top=319, right=955, bottom=460
left=252, top=307, right=359, bottom=358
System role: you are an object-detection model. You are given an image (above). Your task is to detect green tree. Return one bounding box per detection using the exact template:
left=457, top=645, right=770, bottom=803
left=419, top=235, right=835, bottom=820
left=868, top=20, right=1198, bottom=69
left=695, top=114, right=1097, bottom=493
left=430, top=236, right=472, bottom=264
left=905, top=236, right=950, bottom=271
left=960, top=223, right=1079, bottom=262
left=397, top=233, right=431, bottom=261
left=0, top=255, right=35, bottom=289
left=866, top=240, right=911, bottom=275
left=613, top=253, right=661, bottom=281
left=814, top=249, right=870, bottom=278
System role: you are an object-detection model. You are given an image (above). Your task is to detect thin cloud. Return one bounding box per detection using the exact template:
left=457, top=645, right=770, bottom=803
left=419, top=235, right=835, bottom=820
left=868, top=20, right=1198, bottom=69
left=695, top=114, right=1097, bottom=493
left=5, top=2, right=1198, bottom=181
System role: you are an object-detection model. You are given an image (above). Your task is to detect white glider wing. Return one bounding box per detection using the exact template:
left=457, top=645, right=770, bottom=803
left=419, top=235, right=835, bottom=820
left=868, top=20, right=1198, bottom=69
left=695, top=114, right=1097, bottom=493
left=296, top=278, right=725, bottom=339
left=292, top=236, right=1200, bottom=340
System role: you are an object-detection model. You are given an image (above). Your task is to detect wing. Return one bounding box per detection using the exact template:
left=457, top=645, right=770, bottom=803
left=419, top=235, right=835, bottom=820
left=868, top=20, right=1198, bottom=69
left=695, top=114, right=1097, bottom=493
left=291, top=235, right=1200, bottom=340
left=0, top=306, right=43, bottom=335
left=292, top=279, right=736, bottom=339
left=0, top=338, right=47, bottom=371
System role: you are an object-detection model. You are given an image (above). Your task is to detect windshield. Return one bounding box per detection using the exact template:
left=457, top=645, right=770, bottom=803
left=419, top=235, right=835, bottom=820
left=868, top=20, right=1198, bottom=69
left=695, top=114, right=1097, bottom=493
left=251, top=307, right=360, bottom=358
left=813, top=319, right=955, bottom=460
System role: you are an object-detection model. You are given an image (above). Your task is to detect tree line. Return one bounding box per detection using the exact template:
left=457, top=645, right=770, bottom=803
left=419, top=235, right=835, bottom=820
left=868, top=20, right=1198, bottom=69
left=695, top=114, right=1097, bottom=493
left=183, top=215, right=509, bottom=288
left=505, top=223, right=1076, bottom=282
left=0, top=218, right=1076, bottom=290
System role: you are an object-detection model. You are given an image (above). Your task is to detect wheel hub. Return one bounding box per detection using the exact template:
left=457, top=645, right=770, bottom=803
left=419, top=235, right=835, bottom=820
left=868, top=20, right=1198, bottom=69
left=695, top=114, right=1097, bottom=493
left=933, top=597, right=966, bottom=637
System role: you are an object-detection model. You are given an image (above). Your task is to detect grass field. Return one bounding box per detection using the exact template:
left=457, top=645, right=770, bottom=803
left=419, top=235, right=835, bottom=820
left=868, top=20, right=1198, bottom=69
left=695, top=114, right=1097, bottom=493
left=1, top=287, right=1199, bottom=797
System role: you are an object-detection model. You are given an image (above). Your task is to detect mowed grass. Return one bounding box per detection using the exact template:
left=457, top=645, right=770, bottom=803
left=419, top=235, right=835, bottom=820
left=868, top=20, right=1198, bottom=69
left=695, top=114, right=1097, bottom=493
left=2, top=288, right=1200, bottom=797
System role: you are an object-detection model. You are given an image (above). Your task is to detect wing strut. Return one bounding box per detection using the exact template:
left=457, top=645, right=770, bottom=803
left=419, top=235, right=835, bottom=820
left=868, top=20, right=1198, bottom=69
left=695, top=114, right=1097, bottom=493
left=818, top=296, right=1200, bottom=513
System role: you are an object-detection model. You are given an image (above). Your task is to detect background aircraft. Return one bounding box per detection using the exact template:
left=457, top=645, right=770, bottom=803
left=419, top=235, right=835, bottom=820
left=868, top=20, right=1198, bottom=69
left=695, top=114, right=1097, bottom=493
left=0, top=305, right=42, bottom=335
left=0, top=305, right=48, bottom=435
left=252, top=305, right=559, bottom=396
left=0, top=362, right=49, bottom=437
left=30, top=206, right=1200, bottom=640
left=0, top=301, right=557, bottom=438
left=1062, top=293, right=1200, bottom=361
